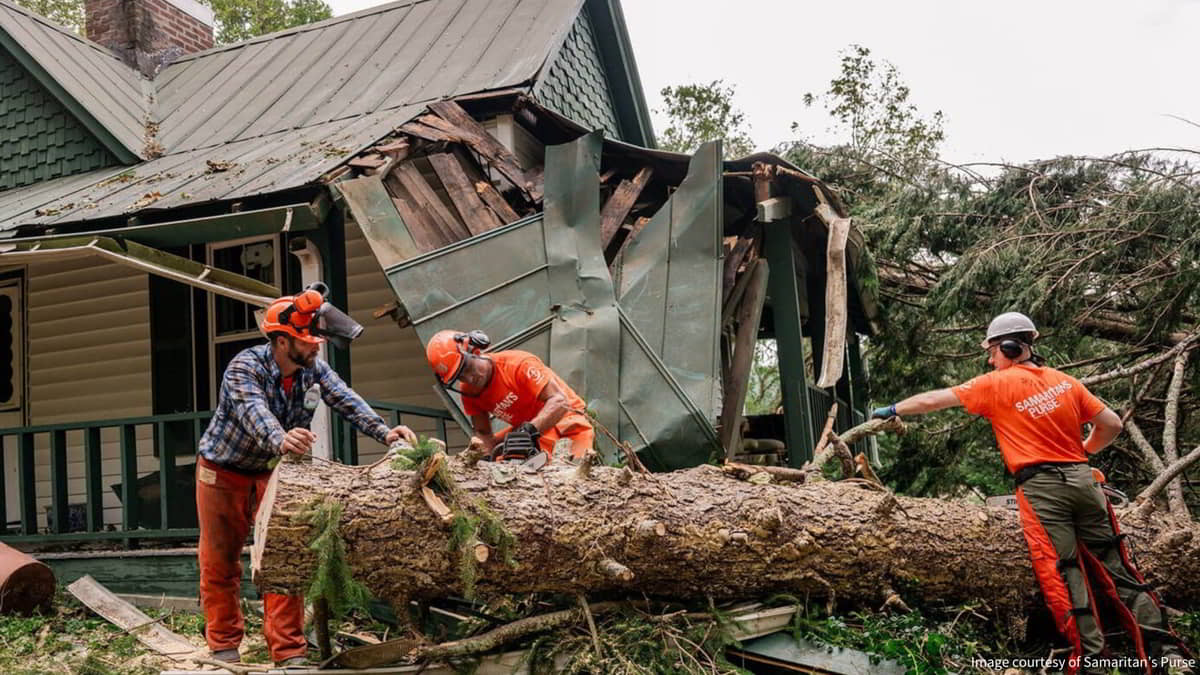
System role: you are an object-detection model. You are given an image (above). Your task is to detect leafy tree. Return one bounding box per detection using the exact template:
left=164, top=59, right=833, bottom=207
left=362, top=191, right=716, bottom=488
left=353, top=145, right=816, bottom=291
left=14, top=0, right=82, bottom=32
left=13, top=0, right=331, bottom=45
left=663, top=45, right=1199, bottom=506
left=657, top=80, right=755, bottom=159
left=206, top=0, right=331, bottom=45
left=788, top=47, right=1199, bottom=502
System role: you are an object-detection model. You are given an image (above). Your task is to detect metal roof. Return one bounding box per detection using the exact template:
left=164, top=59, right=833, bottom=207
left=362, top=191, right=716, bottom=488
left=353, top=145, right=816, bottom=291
left=0, top=0, right=149, bottom=160
left=0, top=106, right=417, bottom=230
left=153, top=0, right=581, bottom=155
left=0, top=0, right=614, bottom=231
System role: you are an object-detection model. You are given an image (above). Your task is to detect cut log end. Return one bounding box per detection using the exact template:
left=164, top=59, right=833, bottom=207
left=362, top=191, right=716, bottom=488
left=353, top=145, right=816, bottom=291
left=473, top=542, right=491, bottom=564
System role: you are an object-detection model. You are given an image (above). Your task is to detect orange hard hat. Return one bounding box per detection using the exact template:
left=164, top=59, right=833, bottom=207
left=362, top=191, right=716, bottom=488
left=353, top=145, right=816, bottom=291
left=261, top=289, right=326, bottom=345
left=426, top=330, right=466, bottom=385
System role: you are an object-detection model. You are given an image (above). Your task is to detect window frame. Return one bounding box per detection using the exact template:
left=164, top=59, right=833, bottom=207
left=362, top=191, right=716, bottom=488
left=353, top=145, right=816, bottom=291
left=205, top=235, right=281, bottom=407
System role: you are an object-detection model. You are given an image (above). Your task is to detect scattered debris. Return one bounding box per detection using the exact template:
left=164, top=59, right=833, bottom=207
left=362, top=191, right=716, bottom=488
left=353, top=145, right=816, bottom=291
left=95, top=169, right=138, bottom=187
left=143, top=120, right=164, bottom=159
left=34, top=203, right=73, bottom=217
left=131, top=191, right=163, bottom=209
left=205, top=160, right=236, bottom=174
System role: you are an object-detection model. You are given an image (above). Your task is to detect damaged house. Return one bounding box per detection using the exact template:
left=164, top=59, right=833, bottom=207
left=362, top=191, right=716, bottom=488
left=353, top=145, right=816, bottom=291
left=0, top=0, right=878, bottom=593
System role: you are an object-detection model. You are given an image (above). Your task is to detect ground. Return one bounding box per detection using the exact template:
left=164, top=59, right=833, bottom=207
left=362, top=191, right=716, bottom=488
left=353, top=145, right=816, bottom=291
left=1, top=587, right=1197, bottom=674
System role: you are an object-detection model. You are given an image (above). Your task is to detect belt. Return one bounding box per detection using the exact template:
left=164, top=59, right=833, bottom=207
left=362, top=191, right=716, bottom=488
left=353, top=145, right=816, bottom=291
left=1013, top=461, right=1088, bottom=486
left=197, top=455, right=272, bottom=478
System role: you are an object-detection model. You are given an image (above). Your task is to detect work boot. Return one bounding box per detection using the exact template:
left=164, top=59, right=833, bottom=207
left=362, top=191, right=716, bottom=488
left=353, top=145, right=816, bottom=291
left=274, top=655, right=311, bottom=669
left=210, top=648, right=241, bottom=663
left=1163, top=650, right=1195, bottom=675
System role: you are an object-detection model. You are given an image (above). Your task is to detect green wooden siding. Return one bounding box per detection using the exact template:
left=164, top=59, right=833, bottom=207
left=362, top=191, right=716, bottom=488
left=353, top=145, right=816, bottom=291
left=535, top=8, right=622, bottom=141
left=0, top=49, right=117, bottom=192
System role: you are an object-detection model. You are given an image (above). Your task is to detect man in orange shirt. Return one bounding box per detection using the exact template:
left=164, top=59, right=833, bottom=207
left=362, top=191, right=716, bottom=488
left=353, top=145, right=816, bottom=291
left=425, top=330, right=594, bottom=460
left=872, top=312, right=1189, bottom=674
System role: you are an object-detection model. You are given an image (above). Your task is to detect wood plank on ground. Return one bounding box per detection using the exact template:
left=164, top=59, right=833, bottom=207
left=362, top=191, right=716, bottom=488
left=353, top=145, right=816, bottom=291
left=600, top=166, right=653, bottom=248
left=67, top=575, right=197, bottom=658
left=428, top=100, right=540, bottom=201
left=427, top=153, right=503, bottom=236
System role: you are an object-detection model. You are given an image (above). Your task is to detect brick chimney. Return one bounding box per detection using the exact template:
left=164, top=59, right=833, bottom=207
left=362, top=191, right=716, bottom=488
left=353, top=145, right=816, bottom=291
left=85, top=0, right=215, bottom=77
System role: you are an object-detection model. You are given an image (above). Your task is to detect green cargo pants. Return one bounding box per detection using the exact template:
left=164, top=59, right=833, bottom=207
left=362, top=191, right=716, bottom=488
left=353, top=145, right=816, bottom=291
left=1017, top=463, right=1167, bottom=659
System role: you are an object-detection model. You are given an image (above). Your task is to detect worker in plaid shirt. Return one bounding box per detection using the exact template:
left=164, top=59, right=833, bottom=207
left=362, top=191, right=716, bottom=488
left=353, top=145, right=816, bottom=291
left=196, top=285, right=415, bottom=668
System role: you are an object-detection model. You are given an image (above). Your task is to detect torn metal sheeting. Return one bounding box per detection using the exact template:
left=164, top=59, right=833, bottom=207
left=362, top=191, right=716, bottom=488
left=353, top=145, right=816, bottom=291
left=348, top=133, right=721, bottom=469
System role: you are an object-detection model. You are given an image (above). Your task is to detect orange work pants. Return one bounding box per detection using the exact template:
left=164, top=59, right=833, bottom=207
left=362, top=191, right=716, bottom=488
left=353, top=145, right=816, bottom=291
left=539, top=412, right=595, bottom=459
left=196, top=456, right=306, bottom=662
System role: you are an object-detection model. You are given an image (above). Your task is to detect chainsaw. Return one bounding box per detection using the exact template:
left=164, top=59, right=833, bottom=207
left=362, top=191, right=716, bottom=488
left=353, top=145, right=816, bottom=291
left=490, top=422, right=548, bottom=471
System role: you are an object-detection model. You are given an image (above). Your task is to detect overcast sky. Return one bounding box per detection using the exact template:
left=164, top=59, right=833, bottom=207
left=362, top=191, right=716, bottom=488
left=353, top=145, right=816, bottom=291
left=327, top=0, right=1200, bottom=165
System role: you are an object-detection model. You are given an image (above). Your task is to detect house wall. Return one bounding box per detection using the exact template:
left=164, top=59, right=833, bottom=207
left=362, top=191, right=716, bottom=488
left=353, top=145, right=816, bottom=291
left=2, top=256, right=155, bottom=531
left=0, top=50, right=118, bottom=192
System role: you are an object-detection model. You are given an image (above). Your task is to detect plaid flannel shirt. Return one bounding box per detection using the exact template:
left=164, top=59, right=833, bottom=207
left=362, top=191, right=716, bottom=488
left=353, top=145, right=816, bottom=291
left=199, top=344, right=390, bottom=472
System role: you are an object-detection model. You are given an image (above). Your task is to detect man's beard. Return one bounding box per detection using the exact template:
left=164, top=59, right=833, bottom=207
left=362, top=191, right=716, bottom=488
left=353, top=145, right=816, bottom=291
left=288, top=344, right=317, bottom=368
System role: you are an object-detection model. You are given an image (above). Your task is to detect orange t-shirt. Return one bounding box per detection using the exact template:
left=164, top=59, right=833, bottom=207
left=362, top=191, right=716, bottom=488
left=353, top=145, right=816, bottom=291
left=952, top=364, right=1108, bottom=473
left=461, top=351, right=591, bottom=451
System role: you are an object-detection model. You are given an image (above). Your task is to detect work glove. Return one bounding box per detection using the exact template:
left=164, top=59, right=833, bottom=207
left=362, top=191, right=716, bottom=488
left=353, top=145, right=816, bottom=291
left=495, top=422, right=540, bottom=460
left=871, top=404, right=898, bottom=420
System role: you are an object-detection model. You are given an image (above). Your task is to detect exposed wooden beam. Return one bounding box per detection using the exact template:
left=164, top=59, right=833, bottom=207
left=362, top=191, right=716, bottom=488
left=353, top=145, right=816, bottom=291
left=720, top=259, right=770, bottom=459
left=382, top=172, right=450, bottom=252
left=427, top=153, right=503, bottom=237
left=599, top=166, right=653, bottom=248
left=392, top=162, right=473, bottom=242
left=429, top=100, right=541, bottom=201
left=398, top=120, right=458, bottom=144
left=451, top=147, right=521, bottom=224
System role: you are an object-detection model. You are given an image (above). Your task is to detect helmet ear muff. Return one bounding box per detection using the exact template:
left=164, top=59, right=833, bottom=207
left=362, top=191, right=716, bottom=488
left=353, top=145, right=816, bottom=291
left=999, top=339, right=1024, bottom=359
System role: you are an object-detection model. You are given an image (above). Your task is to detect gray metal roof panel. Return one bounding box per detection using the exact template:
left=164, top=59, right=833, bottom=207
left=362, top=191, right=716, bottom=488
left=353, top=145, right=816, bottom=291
left=155, top=0, right=579, bottom=154
left=0, top=0, right=148, bottom=157
left=0, top=105, right=419, bottom=230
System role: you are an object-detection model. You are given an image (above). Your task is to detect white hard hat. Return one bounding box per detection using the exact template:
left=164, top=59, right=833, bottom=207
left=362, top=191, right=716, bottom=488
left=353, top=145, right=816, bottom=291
left=980, top=312, right=1038, bottom=349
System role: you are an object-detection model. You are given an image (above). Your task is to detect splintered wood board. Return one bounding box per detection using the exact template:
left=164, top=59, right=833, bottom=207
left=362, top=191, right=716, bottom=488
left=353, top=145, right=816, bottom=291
left=67, top=575, right=197, bottom=658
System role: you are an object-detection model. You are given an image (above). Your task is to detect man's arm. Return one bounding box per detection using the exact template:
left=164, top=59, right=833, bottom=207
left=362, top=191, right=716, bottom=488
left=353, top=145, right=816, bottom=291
left=471, top=413, right=497, bottom=451
left=873, top=388, right=963, bottom=418
left=1083, top=407, right=1123, bottom=454
left=528, top=379, right=569, bottom=433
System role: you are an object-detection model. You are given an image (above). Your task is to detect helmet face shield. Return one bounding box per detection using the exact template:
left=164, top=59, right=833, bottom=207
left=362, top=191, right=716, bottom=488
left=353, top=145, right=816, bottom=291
left=310, top=303, right=364, bottom=350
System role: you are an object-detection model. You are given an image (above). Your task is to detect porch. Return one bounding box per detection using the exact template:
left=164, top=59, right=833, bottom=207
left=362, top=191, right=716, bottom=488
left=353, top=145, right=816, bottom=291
left=0, top=401, right=455, bottom=547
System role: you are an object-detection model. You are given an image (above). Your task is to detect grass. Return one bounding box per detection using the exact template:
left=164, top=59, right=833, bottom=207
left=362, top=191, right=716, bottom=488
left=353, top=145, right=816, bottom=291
left=0, top=587, right=262, bottom=674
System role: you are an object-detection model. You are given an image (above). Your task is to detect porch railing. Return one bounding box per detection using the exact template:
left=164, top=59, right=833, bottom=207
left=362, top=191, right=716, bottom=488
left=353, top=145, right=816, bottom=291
left=1, top=402, right=457, bottom=544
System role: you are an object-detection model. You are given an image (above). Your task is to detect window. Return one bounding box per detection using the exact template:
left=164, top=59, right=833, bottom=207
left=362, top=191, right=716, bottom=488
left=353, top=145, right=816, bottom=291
left=207, top=237, right=280, bottom=405
left=0, top=277, right=23, bottom=412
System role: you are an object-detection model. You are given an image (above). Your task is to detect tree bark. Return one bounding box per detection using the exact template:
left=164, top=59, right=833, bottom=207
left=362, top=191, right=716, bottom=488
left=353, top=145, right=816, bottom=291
left=252, top=453, right=1200, bottom=627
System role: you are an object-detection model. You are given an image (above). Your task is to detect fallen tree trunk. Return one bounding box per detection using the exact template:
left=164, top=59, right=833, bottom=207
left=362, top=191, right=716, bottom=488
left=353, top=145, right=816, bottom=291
left=252, top=452, right=1200, bottom=630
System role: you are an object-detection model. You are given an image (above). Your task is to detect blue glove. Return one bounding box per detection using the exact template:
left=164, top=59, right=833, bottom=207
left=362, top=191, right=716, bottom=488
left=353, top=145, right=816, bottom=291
left=871, top=404, right=898, bottom=419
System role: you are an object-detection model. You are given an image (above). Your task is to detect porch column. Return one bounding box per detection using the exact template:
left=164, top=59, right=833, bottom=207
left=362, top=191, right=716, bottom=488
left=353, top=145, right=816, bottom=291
left=289, top=238, right=332, bottom=461
left=763, top=221, right=815, bottom=467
